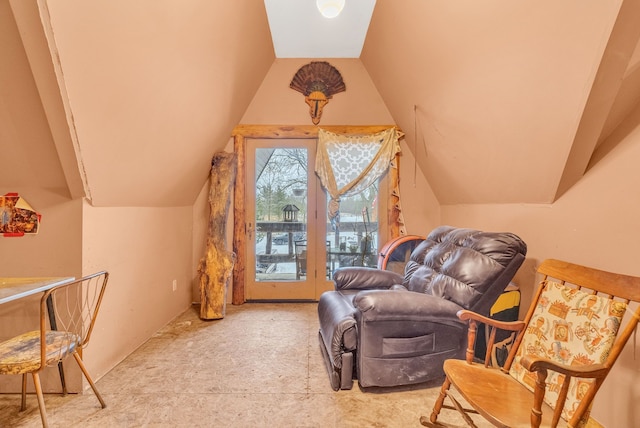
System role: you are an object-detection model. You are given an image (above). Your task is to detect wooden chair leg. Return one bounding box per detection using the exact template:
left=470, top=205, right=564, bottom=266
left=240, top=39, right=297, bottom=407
left=531, top=369, right=547, bottom=428
left=20, top=373, right=27, bottom=411
left=424, top=377, right=451, bottom=425
left=32, top=372, right=49, bottom=428
left=73, top=352, right=106, bottom=408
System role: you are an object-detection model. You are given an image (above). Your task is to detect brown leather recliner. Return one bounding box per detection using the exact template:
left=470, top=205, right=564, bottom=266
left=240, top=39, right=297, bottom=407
left=317, top=225, right=527, bottom=390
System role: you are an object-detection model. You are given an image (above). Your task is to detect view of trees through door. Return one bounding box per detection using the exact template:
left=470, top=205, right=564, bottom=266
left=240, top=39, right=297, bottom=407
left=324, top=185, right=379, bottom=276
left=252, top=146, right=380, bottom=287
left=254, top=147, right=310, bottom=282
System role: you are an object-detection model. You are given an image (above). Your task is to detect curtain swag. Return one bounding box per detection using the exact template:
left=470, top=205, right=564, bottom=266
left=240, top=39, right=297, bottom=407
left=315, top=127, right=406, bottom=235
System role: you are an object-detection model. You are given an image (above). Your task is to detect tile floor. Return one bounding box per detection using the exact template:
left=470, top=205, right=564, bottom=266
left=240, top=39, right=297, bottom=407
left=0, top=303, right=490, bottom=427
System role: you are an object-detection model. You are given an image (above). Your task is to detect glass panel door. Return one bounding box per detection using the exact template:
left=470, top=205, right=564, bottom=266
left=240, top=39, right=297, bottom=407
left=246, top=139, right=318, bottom=300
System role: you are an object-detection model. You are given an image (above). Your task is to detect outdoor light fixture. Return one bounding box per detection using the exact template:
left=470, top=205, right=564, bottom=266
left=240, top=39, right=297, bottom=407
left=316, top=0, right=345, bottom=18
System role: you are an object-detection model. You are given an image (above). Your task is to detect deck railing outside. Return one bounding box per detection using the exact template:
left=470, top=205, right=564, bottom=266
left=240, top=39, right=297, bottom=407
left=255, top=221, right=378, bottom=279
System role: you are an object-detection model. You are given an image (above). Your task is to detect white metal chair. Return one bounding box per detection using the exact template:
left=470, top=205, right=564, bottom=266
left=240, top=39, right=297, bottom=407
left=0, top=271, right=109, bottom=427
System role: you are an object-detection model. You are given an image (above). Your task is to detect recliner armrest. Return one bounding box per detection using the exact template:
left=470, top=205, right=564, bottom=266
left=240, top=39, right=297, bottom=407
left=354, top=289, right=465, bottom=326
left=333, top=267, right=403, bottom=291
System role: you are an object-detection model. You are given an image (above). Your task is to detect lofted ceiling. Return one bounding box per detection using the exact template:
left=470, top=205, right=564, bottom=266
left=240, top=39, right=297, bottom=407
left=2, top=0, right=640, bottom=208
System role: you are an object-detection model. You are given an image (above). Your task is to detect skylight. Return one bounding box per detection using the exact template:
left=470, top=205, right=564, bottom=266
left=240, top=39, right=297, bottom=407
left=264, top=0, right=376, bottom=58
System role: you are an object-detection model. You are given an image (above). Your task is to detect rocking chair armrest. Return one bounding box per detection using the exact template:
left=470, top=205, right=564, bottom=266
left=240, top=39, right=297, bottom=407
left=520, top=355, right=609, bottom=379
left=457, top=310, right=527, bottom=332
left=457, top=310, right=527, bottom=364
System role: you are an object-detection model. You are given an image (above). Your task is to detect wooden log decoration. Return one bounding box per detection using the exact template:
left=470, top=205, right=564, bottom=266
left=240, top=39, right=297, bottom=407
left=198, top=151, right=237, bottom=320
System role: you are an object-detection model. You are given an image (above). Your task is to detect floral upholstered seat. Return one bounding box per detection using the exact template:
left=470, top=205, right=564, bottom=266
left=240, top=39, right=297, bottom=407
left=509, top=281, right=626, bottom=422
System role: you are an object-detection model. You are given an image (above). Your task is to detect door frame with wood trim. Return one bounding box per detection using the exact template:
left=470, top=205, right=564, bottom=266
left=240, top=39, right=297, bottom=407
left=231, top=125, right=402, bottom=305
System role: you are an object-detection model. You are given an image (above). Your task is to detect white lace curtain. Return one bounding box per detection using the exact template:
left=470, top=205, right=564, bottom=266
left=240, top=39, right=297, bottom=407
left=315, top=127, right=405, bottom=235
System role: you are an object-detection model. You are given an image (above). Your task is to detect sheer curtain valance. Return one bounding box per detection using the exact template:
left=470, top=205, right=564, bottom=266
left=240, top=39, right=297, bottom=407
left=315, top=127, right=405, bottom=235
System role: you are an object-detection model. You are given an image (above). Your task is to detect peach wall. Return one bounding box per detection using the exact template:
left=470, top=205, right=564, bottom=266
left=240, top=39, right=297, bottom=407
left=362, top=0, right=624, bottom=205
left=0, top=198, right=194, bottom=395
left=0, top=200, right=193, bottom=391
left=81, top=202, right=193, bottom=381
left=396, top=139, right=441, bottom=235
left=440, top=107, right=640, bottom=427
left=241, top=58, right=395, bottom=125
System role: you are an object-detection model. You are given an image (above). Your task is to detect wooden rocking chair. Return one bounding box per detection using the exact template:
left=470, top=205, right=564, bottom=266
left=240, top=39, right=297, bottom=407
left=422, top=259, right=640, bottom=428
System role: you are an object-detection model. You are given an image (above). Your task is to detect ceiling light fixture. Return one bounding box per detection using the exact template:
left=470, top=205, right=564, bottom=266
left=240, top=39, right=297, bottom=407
left=316, top=0, right=345, bottom=19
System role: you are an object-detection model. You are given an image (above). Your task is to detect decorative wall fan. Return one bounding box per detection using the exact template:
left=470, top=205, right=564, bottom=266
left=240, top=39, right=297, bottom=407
left=290, top=61, right=346, bottom=125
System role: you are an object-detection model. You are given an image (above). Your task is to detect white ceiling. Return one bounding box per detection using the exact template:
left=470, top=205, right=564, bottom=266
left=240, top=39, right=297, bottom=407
left=264, top=0, right=376, bottom=58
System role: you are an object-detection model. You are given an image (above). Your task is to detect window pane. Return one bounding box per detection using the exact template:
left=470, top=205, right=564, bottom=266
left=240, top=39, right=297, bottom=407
left=254, top=148, right=308, bottom=281
left=326, top=182, right=379, bottom=278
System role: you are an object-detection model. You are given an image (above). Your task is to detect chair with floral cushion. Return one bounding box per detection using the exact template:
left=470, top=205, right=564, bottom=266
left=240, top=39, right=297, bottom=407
left=423, top=259, right=640, bottom=428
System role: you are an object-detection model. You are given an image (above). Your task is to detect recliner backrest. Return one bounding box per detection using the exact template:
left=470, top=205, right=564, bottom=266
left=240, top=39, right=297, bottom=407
left=403, top=226, right=527, bottom=314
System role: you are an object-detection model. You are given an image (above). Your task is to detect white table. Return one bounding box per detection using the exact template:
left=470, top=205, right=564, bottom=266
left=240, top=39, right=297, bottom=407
left=0, top=277, right=75, bottom=304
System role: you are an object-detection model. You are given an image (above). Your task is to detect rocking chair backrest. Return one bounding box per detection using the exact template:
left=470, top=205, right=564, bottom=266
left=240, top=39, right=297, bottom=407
left=505, top=259, right=640, bottom=426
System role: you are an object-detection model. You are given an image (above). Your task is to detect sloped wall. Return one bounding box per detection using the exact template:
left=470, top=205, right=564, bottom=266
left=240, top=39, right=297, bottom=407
left=41, top=0, right=274, bottom=207
left=362, top=0, right=624, bottom=205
